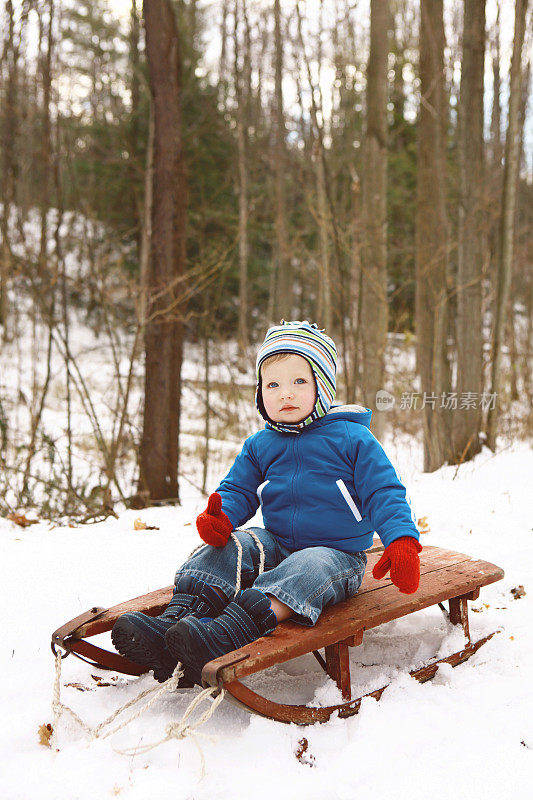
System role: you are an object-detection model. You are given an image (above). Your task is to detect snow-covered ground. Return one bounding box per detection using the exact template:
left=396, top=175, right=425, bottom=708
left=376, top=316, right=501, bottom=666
left=1, top=440, right=532, bottom=800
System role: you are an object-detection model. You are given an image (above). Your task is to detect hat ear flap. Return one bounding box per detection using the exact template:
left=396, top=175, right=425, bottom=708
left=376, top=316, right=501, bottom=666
left=255, top=373, right=271, bottom=423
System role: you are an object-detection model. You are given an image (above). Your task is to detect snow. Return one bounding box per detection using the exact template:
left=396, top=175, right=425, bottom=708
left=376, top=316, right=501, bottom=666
left=1, top=441, right=532, bottom=799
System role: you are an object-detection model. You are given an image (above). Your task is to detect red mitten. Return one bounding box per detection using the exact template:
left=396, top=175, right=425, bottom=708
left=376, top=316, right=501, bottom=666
left=196, top=492, right=233, bottom=547
left=372, top=537, right=423, bottom=594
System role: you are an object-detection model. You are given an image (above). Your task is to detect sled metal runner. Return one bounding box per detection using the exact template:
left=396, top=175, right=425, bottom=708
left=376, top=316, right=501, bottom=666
left=51, top=545, right=504, bottom=724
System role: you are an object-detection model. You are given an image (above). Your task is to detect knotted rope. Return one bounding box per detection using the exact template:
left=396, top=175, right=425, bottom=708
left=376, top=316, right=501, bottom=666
left=50, top=530, right=265, bottom=769
left=231, top=529, right=265, bottom=595
left=51, top=655, right=186, bottom=745
left=115, top=682, right=227, bottom=775
left=187, top=529, right=266, bottom=596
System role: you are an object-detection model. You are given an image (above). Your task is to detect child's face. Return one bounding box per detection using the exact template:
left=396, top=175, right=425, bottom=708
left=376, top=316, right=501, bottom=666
left=261, top=354, right=316, bottom=423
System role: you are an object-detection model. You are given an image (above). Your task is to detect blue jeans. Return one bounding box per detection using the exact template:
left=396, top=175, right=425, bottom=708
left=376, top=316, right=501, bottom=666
left=175, top=527, right=367, bottom=625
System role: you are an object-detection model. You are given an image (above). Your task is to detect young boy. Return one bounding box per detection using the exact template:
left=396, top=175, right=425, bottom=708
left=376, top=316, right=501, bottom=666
left=112, top=320, right=422, bottom=686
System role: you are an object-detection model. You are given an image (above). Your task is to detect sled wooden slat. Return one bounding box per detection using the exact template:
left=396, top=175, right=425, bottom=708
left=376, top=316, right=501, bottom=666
left=76, top=586, right=174, bottom=639
left=52, top=587, right=173, bottom=676
left=52, top=545, right=504, bottom=723
left=71, top=546, right=477, bottom=641
left=201, top=547, right=503, bottom=685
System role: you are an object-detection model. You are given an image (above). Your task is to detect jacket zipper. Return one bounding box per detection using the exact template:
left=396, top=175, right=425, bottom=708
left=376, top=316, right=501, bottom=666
left=290, top=436, right=300, bottom=549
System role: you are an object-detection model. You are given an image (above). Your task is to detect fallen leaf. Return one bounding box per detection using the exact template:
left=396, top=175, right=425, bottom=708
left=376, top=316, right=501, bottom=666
left=65, top=682, right=92, bottom=692
left=38, top=723, right=54, bottom=747
left=91, top=674, right=118, bottom=687
left=295, top=737, right=316, bottom=767
left=133, top=518, right=160, bottom=531
left=8, top=512, right=39, bottom=528
left=417, top=516, right=431, bottom=534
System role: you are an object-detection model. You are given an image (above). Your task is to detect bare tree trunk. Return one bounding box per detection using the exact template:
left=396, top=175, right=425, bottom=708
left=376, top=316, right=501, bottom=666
left=452, top=0, right=486, bottom=464
left=390, top=0, right=409, bottom=143
left=516, top=62, right=531, bottom=401
left=139, top=0, right=187, bottom=503
left=507, top=299, right=519, bottom=401
left=315, top=140, right=331, bottom=331
left=346, top=169, right=362, bottom=403
left=21, top=0, right=56, bottom=497
left=273, top=0, right=292, bottom=321
left=360, top=0, right=389, bottom=440
left=219, top=0, right=229, bottom=107
left=295, top=2, right=331, bottom=330
left=330, top=1, right=362, bottom=369
left=487, top=0, right=529, bottom=449
left=235, top=0, right=249, bottom=357
left=415, top=0, right=450, bottom=472
left=54, top=104, right=74, bottom=502
left=129, top=0, right=143, bottom=255
left=139, top=101, right=154, bottom=330
left=525, top=252, right=533, bottom=408
left=130, top=0, right=140, bottom=148
left=486, top=4, right=503, bottom=342
left=489, top=3, right=502, bottom=168
left=0, top=0, right=19, bottom=337
left=38, top=2, right=53, bottom=291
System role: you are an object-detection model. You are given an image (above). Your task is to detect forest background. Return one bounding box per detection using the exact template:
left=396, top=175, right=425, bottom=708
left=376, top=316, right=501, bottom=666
left=0, top=0, right=531, bottom=522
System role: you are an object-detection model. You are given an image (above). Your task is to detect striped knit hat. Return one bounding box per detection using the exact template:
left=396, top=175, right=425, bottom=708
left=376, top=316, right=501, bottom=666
left=255, top=320, right=337, bottom=434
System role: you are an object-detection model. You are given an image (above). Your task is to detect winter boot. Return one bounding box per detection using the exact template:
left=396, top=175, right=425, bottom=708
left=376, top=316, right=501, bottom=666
left=165, top=588, right=277, bottom=686
left=111, top=575, right=228, bottom=683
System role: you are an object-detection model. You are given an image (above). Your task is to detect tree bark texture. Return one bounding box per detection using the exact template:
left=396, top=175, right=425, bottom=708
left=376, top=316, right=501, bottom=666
left=452, top=0, right=486, bottom=463
left=489, top=5, right=502, bottom=167
left=0, top=0, right=19, bottom=335
left=415, top=0, right=450, bottom=472
left=360, top=0, right=389, bottom=440
left=129, top=0, right=143, bottom=255
left=346, top=171, right=362, bottom=404
left=315, top=140, right=331, bottom=331
left=487, top=0, right=529, bottom=449
left=487, top=8, right=503, bottom=327
left=38, top=0, right=54, bottom=317
left=235, top=0, right=249, bottom=355
left=273, top=0, right=292, bottom=321
left=295, top=2, right=332, bottom=331
left=140, top=0, right=187, bottom=502
left=139, top=101, right=154, bottom=329
left=219, top=0, right=229, bottom=106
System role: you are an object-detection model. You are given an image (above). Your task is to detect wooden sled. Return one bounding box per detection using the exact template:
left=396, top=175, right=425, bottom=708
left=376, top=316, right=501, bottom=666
left=52, top=545, right=504, bottom=724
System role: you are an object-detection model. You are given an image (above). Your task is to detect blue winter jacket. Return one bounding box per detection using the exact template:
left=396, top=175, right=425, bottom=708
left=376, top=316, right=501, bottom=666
left=216, top=405, right=420, bottom=553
